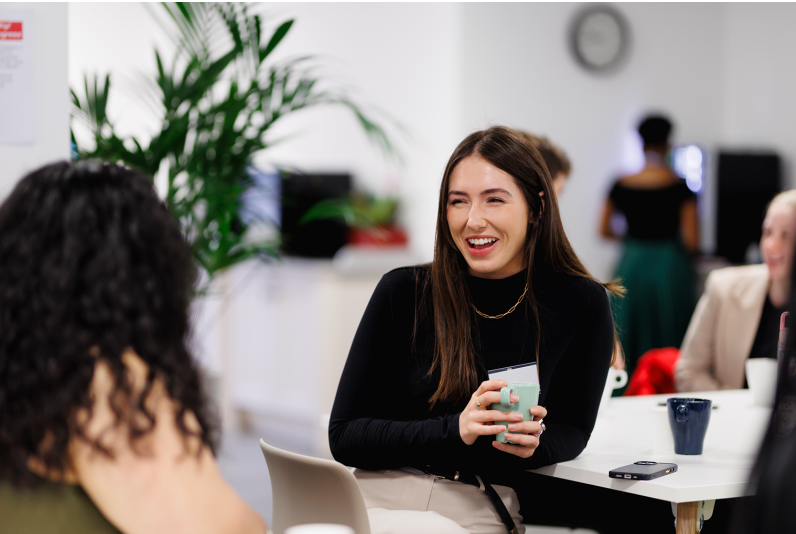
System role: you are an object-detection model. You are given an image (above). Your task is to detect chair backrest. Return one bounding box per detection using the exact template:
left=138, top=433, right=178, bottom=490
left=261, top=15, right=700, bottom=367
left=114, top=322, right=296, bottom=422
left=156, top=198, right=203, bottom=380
left=259, top=439, right=371, bottom=534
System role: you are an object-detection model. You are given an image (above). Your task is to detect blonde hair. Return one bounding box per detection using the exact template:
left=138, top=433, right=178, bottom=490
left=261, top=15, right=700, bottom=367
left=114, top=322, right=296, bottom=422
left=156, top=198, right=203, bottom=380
left=769, top=190, right=796, bottom=212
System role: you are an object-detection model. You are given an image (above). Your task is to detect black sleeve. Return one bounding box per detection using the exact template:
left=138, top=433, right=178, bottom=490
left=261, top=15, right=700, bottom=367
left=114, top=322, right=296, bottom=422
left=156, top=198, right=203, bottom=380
left=328, top=269, right=468, bottom=470
left=525, top=284, right=615, bottom=468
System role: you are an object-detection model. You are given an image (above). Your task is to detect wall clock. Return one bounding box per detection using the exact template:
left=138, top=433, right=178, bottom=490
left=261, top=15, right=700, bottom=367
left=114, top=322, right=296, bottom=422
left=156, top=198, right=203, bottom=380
left=569, top=5, right=630, bottom=73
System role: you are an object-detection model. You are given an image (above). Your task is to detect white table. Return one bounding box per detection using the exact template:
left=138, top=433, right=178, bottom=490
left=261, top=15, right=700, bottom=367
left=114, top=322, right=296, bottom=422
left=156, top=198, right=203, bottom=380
left=531, top=390, right=771, bottom=533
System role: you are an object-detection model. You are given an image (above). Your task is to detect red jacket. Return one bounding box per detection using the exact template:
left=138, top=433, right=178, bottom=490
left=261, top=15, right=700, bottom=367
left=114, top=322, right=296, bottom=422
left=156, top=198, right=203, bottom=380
left=625, top=347, right=679, bottom=396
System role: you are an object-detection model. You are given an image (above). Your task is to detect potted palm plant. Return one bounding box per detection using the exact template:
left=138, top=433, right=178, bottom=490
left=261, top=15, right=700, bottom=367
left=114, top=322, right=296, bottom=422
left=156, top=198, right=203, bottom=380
left=71, top=2, right=398, bottom=290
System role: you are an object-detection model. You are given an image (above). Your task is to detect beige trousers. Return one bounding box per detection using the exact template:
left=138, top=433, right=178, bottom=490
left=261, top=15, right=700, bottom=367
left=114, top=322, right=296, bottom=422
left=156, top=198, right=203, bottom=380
left=354, top=468, right=524, bottom=534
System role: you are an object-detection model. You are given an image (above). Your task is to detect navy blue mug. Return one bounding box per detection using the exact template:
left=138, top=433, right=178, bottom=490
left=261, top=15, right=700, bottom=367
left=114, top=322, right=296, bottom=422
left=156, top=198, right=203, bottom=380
left=667, top=398, right=712, bottom=455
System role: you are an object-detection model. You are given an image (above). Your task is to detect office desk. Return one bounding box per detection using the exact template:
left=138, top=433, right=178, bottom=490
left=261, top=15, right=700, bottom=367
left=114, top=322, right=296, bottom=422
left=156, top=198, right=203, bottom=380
left=531, top=390, right=771, bottom=533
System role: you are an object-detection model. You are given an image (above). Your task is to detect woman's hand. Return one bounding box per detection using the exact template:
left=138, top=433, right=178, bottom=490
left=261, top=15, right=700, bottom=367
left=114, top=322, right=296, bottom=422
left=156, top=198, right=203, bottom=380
left=492, top=405, right=548, bottom=458
left=460, top=380, right=522, bottom=445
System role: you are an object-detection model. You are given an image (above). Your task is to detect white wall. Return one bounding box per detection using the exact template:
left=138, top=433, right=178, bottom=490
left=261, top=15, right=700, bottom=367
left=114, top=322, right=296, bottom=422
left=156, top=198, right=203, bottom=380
left=721, top=3, right=796, bottom=186
left=460, top=3, right=726, bottom=280
left=1, top=3, right=69, bottom=197
left=68, top=3, right=173, bottom=144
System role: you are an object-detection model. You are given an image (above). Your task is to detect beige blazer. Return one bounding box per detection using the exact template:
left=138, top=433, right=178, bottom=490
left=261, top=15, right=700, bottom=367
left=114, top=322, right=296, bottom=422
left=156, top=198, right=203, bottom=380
left=675, top=264, right=770, bottom=392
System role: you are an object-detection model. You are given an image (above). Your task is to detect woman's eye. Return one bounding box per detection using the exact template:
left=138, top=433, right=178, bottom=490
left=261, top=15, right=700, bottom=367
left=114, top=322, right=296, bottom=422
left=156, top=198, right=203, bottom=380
left=449, top=199, right=464, bottom=206
left=487, top=197, right=505, bottom=203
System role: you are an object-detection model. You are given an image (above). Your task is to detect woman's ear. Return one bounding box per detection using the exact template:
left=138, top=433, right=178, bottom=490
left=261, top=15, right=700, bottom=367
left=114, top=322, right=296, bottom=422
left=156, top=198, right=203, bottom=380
left=529, top=192, right=545, bottom=223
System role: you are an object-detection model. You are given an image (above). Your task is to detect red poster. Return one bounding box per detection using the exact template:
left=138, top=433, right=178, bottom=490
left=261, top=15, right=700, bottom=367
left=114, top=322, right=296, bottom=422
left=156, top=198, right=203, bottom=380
left=0, top=21, right=23, bottom=41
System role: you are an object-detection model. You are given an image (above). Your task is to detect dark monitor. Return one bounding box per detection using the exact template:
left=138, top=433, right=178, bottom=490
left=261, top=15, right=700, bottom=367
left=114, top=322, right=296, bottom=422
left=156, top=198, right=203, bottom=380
left=280, top=171, right=352, bottom=258
left=715, top=152, right=781, bottom=264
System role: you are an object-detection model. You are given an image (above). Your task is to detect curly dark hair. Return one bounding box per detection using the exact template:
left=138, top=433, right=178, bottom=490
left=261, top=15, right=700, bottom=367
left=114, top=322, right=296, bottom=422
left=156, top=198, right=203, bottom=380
left=0, top=160, right=217, bottom=487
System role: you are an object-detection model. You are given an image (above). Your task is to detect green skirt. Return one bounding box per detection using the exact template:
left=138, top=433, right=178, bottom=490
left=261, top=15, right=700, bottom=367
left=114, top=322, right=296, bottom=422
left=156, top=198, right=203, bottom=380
left=611, top=239, right=696, bottom=386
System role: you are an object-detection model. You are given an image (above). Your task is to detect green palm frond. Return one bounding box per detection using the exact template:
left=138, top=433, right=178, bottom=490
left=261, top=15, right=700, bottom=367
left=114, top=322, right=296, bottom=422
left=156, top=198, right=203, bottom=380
left=70, top=2, right=402, bottom=288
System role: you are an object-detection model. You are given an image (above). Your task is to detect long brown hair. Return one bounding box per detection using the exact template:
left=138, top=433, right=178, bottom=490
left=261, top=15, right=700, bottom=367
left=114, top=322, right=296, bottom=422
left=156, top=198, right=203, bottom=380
left=423, top=126, right=624, bottom=407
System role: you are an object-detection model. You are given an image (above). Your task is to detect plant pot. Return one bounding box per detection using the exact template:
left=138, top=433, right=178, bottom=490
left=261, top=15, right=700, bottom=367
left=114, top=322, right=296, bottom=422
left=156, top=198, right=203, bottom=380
left=347, top=225, right=408, bottom=247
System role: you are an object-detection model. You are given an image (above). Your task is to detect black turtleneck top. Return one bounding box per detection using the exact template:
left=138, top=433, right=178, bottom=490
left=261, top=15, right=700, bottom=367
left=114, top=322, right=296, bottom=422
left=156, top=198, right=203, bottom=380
left=328, top=265, right=614, bottom=486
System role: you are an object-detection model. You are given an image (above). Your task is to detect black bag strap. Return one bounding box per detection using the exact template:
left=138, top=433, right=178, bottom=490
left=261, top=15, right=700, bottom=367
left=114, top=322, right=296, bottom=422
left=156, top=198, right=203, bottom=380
left=481, top=479, right=519, bottom=534
left=423, top=466, right=518, bottom=534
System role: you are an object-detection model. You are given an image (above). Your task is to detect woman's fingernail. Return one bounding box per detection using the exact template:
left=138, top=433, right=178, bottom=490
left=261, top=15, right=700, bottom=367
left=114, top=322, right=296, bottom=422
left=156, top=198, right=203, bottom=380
left=513, top=413, right=523, bottom=420
left=511, top=395, right=519, bottom=402
left=508, top=424, right=517, bottom=431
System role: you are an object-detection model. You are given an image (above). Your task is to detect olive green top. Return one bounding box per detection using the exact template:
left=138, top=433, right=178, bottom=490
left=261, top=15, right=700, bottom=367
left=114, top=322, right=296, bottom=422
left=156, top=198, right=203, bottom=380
left=0, top=478, right=120, bottom=534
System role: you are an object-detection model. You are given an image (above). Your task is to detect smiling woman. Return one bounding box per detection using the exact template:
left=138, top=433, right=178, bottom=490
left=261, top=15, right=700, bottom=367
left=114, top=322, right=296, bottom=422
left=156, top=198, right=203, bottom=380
left=329, top=126, right=624, bottom=534
left=677, top=189, right=796, bottom=393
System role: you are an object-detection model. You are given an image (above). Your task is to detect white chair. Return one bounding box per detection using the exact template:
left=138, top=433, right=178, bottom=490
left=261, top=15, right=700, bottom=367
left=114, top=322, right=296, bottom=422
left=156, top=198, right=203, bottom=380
left=259, top=439, right=371, bottom=534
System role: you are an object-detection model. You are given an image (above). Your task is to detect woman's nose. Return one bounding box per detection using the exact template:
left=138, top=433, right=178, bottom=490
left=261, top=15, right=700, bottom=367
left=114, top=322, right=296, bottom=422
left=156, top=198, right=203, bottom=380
left=467, top=205, right=487, bottom=230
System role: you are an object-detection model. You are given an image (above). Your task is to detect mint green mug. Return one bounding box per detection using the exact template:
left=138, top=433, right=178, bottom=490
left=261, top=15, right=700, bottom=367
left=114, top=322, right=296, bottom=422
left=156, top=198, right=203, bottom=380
left=491, top=381, right=541, bottom=444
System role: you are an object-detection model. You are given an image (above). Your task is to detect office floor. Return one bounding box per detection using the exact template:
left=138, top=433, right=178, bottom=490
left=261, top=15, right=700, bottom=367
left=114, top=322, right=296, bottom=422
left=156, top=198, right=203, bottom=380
left=217, top=413, right=317, bottom=524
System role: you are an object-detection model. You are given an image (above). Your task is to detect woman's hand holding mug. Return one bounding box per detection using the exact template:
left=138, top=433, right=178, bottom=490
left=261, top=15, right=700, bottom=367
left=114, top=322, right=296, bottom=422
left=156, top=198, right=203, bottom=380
left=460, top=380, right=518, bottom=445
left=460, top=380, right=548, bottom=458
left=493, top=404, right=547, bottom=458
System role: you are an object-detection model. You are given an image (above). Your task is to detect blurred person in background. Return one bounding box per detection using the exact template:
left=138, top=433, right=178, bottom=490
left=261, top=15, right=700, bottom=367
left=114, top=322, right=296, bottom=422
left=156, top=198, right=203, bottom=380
left=519, top=132, right=572, bottom=198
left=329, top=126, right=620, bottom=533
left=731, top=220, right=796, bottom=534
left=677, top=190, right=796, bottom=391
left=600, top=114, right=698, bottom=389
left=0, top=161, right=267, bottom=534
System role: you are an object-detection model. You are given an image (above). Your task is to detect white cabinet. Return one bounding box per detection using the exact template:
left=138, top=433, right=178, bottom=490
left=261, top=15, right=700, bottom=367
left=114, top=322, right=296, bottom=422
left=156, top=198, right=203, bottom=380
left=193, top=249, right=422, bottom=457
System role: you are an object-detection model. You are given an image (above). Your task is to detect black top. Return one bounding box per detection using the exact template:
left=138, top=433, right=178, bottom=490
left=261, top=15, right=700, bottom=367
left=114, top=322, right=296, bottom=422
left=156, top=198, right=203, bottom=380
left=744, top=296, right=786, bottom=388
left=328, top=265, right=614, bottom=487
left=609, top=180, right=695, bottom=240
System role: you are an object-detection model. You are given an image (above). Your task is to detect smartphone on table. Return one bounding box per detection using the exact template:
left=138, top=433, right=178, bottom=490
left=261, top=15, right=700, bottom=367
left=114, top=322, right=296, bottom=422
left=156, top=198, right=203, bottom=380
left=609, top=461, right=678, bottom=481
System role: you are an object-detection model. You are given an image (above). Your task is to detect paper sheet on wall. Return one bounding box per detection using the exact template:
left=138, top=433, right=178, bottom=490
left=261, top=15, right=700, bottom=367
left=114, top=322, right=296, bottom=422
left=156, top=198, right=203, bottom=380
left=0, top=9, right=34, bottom=145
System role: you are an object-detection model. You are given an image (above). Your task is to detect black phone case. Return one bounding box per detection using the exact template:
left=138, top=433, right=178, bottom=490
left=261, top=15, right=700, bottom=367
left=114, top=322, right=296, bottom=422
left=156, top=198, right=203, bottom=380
left=609, top=462, right=678, bottom=481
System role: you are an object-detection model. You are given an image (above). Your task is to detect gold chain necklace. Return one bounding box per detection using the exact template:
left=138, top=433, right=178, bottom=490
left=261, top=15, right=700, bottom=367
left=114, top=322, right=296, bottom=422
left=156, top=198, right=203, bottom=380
left=471, top=283, right=529, bottom=320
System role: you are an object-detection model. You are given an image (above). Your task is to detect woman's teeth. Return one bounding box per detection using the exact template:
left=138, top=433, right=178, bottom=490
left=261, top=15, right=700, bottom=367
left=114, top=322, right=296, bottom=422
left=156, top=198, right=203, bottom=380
left=468, top=237, right=496, bottom=246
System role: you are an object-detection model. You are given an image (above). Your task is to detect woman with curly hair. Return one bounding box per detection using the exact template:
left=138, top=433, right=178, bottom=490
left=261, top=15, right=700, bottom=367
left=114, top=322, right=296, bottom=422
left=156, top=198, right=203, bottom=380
left=0, top=161, right=267, bottom=534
